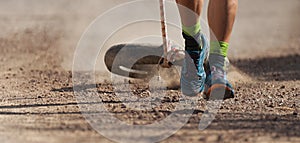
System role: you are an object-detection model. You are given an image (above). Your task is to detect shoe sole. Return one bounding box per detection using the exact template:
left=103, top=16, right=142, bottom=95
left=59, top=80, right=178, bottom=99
left=203, top=84, right=234, bottom=100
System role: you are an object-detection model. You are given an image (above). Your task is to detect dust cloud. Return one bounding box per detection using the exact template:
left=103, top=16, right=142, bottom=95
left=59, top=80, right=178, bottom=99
left=0, top=0, right=299, bottom=74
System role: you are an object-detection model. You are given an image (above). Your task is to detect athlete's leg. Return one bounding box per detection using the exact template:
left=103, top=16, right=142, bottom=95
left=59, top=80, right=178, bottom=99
left=176, top=0, right=203, bottom=27
left=205, top=0, right=238, bottom=99
left=176, top=0, right=209, bottom=96
left=208, top=0, right=238, bottom=43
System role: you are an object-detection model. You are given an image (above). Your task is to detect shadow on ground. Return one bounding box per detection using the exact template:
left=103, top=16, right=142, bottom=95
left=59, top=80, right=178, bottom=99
left=187, top=112, right=300, bottom=138
left=0, top=100, right=299, bottom=138
left=231, top=54, right=300, bottom=81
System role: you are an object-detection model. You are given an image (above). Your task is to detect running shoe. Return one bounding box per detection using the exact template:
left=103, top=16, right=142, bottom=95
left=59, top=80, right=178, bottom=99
left=203, top=54, right=234, bottom=100
left=180, top=32, right=209, bottom=96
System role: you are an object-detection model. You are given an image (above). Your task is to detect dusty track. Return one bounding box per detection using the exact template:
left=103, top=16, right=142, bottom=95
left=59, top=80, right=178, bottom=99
left=0, top=26, right=299, bottom=143
left=0, top=0, right=300, bottom=143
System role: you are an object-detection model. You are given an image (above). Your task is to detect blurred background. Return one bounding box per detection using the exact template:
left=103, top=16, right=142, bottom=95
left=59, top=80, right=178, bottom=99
left=0, top=0, right=299, bottom=72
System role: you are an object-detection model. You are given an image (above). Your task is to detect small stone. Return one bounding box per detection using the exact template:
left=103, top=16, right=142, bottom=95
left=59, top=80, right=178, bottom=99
left=206, top=135, right=220, bottom=142
left=293, top=112, right=298, bottom=116
left=120, top=104, right=126, bottom=108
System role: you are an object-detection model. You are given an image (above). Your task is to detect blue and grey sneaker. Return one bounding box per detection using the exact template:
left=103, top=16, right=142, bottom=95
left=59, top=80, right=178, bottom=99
left=180, top=32, right=209, bottom=96
left=203, top=54, right=234, bottom=100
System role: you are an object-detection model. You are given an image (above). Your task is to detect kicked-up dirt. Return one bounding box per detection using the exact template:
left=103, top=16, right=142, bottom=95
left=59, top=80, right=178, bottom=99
left=0, top=0, right=300, bottom=143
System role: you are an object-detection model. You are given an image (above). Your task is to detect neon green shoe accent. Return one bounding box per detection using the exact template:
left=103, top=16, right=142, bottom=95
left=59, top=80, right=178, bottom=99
left=210, top=41, right=229, bottom=57
left=182, top=21, right=201, bottom=37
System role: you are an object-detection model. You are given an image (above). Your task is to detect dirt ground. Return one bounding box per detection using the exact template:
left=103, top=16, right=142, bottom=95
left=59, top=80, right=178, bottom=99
left=0, top=0, right=300, bottom=143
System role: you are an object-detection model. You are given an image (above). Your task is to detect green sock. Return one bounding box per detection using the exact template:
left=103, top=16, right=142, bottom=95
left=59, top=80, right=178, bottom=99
left=210, top=41, right=229, bottom=57
left=182, top=21, right=201, bottom=36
